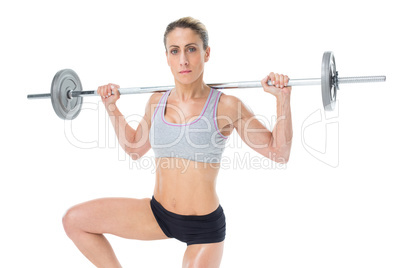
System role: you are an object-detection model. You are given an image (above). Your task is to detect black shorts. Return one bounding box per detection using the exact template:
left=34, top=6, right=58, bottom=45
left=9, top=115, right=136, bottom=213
left=150, top=196, right=226, bottom=246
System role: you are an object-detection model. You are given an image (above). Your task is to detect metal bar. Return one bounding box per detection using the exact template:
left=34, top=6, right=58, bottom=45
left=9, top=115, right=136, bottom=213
left=27, top=93, right=52, bottom=99
left=70, top=78, right=321, bottom=98
left=338, top=76, right=386, bottom=84
left=209, top=78, right=321, bottom=89
left=26, top=76, right=386, bottom=100
left=72, top=85, right=175, bottom=97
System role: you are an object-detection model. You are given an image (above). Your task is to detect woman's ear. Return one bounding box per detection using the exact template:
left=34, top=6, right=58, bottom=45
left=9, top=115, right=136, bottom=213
left=166, top=51, right=170, bottom=66
left=204, top=46, right=211, bottom=62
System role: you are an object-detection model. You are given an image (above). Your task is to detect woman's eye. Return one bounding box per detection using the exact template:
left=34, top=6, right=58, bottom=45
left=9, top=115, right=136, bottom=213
left=188, top=47, right=196, bottom=52
left=171, top=49, right=178, bottom=55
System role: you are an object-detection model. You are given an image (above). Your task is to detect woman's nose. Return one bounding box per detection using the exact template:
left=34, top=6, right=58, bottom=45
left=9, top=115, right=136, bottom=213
left=180, top=52, right=189, bottom=66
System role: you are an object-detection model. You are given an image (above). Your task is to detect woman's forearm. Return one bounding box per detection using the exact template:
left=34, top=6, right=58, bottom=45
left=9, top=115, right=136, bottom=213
left=270, top=94, right=293, bottom=161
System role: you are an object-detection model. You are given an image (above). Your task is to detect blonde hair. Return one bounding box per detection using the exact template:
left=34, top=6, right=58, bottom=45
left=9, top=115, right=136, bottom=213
left=164, top=17, right=209, bottom=51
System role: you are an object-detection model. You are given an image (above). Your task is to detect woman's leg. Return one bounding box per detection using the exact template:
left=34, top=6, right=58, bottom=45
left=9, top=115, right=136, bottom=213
left=182, top=242, right=224, bottom=268
left=62, top=197, right=169, bottom=268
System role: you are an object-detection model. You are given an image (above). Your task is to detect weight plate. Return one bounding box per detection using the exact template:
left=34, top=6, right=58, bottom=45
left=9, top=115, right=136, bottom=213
left=50, top=69, right=83, bottom=120
left=321, top=51, right=337, bottom=111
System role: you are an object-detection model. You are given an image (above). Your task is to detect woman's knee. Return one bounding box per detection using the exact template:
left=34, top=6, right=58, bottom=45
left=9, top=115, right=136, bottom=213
left=62, top=205, right=83, bottom=238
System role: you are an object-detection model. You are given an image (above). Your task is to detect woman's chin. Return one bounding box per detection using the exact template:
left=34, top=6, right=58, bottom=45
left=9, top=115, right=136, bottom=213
left=175, top=78, right=197, bottom=85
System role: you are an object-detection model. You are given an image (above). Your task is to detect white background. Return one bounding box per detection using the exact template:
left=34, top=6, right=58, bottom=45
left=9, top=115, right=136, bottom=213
left=1, top=0, right=401, bottom=267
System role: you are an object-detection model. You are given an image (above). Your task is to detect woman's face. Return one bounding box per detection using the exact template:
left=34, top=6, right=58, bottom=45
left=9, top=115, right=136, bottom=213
left=165, top=27, right=210, bottom=85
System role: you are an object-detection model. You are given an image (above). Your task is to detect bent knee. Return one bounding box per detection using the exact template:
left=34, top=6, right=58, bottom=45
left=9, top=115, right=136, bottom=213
left=62, top=206, right=82, bottom=238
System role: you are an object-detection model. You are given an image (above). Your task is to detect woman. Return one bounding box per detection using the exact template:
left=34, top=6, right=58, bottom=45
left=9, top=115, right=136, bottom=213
left=62, top=17, right=292, bottom=268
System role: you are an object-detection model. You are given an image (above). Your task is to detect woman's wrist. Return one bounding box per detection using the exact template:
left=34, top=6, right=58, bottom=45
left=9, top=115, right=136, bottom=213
left=275, top=91, right=291, bottom=103
left=106, top=103, right=118, bottom=114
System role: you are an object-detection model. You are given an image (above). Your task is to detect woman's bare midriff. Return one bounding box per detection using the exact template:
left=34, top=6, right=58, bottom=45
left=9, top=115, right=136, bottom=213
left=153, top=157, right=221, bottom=216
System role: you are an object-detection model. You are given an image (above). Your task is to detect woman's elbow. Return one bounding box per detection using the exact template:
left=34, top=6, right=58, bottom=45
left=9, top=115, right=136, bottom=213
left=127, top=144, right=150, bottom=161
left=267, top=147, right=291, bottom=164
left=130, top=153, right=140, bottom=161
left=279, top=154, right=290, bottom=164
left=272, top=154, right=289, bottom=164
left=127, top=148, right=142, bottom=161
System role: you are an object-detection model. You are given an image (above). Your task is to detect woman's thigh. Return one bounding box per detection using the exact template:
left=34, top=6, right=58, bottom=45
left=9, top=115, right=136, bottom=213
left=63, top=197, right=169, bottom=241
left=182, top=242, right=224, bottom=268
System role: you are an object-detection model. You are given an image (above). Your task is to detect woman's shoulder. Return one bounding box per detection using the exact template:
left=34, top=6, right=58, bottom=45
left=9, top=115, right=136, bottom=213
left=218, top=92, right=242, bottom=108
left=149, top=92, right=165, bottom=104
left=144, top=92, right=166, bottom=110
left=143, top=92, right=165, bottom=121
left=215, top=92, right=244, bottom=119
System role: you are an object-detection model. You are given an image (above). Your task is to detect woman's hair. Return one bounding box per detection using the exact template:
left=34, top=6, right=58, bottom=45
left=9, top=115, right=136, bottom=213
left=164, top=17, right=209, bottom=51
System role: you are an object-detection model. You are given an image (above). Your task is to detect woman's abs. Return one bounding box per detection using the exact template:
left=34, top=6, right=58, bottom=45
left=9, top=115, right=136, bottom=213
left=153, top=157, right=221, bottom=216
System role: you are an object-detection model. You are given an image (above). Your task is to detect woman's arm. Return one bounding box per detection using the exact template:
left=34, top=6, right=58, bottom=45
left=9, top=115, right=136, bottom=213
left=97, top=84, right=160, bottom=160
left=262, top=73, right=292, bottom=162
left=225, top=73, right=293, bottom=163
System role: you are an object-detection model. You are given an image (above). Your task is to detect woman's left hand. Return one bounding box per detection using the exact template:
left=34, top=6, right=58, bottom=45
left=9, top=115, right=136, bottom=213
left=261, top=72, right=292, bottom=98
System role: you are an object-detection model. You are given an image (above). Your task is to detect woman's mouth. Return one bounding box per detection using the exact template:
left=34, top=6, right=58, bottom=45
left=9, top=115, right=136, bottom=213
left=179, top=70, right=192, bottom=74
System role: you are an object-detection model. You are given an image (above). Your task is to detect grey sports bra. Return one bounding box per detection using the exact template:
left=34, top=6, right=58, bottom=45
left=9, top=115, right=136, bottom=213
left=149, top=88, right=229, bottom=163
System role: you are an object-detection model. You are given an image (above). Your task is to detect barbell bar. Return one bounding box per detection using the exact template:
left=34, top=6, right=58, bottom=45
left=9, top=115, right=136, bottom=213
left=27, top=51, right=386, bottom=120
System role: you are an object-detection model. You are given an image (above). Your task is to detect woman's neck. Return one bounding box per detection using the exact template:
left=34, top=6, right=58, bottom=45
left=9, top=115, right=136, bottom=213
left=172, top=74, right=209, bottom=101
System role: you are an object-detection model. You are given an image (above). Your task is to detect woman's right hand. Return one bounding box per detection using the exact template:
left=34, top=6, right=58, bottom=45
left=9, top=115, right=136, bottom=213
left=97, top=83, right=120, bottom=107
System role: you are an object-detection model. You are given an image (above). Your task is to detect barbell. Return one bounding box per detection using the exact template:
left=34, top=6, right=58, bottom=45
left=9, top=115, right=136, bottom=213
left=27, top=51, right=386, bottom=120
